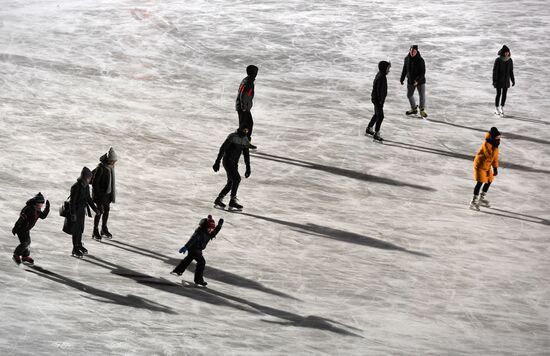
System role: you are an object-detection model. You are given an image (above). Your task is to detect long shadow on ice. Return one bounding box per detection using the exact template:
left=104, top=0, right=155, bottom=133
left=100, top=240, right=297, bottom=300
left=82, top=256, right=361, bottom=337
left=251, top=152, right=436, bottom=191
left=383, top=140, right=550, bottom=175
left=479, top=207, right=550, bottom=227
left=25, top=265, right=175, bottom=314
left=241, top=213, right=430, bottom=257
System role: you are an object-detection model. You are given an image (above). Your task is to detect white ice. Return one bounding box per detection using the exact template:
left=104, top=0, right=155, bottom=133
left=1, top=0, right=549, bottom=355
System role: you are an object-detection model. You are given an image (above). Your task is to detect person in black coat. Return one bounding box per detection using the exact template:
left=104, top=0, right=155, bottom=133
left=236, top=65, right=258, bottom=149
left=171, top=215, right=224, bottom=286
left=400, top=45, right=427, bottom=117
left=63, top=167, right=98, bottom=257
left=11, top=192, right=50, bottom=265
left=493, top=45, right=515, bottom=116
left=366, top=61, right=391, bottom=142
left=212, top=127, right=251, bottom=210
left=92, top=147, right=118, bottom=240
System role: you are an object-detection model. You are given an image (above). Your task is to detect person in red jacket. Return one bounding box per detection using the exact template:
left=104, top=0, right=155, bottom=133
left=236, top=65, right=258, bottom=149
left=470, top=127, right=500, bottom=210
left=11, top=192, right=50, bottom=265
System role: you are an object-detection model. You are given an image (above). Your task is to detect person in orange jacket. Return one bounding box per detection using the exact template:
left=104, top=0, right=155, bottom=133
left=470, top=127, right=500, bottom=210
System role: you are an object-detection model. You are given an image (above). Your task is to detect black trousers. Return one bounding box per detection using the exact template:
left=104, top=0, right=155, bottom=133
left=495, top=88, right=508, bottom=107
left=237, top=110, right=253, bottom=141
left=474, top=181, right=491, bottom=195
left=219, top=161, right=241, bottom=198
left=14, top=231, right=31, bottom=257
left=94, top=202, right=111, bottom=230
left=72, top=212, right=86, bottom=248
left=173, top=250, right=206, bottom=282
left=367, top=104, right=385, bottom=133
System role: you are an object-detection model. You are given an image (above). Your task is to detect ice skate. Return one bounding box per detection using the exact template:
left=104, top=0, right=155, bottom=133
left=92, top=227, right=102, bottom=241
left=170, top=270, right=182, bottom=276
left=406, top=105, right=418, bottom=115
left=479, top=192, right=491, bottom=208
left=419, top=108, right=428, bottom=118
left=12, top=255, right=22, bottom=265
left=21, top=256, right=34, bottom=265
left=101, top=226, right=112, bottom=239
left=194, top=280, right=208, bottom=287
left=228, top=197, right=243, bottom=211
left=214, top=196, right=226, bottom=209
left=494, top=106, right=501, bottom=116
left=72, top=248, right=83, bottom=258
left=365, top=126, right=375, bottom=136
left=248, top=142, right=257, bottom=150
left=79, top=246, right=88, bottom=255
left=469, top=195, right=480, bottom=211
left=499, top=106, right=505, bottom=117
left=373, top=132, right=384, bottom=143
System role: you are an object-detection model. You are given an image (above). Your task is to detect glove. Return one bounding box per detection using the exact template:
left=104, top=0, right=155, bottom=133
left=45, top=200, right=50, bottom=209
left=400, top=80, right=404, bottom=85
left=493, top=167, right=498, bottom=176
left=218, top=218, right=224, bottom=228
left=71, top=214, right=77, bottom=222
left=245, top=166, right=251, bottom=178
left=213, top=161, right=220, bottom=172
left=179, top=246, right=187, bottom=254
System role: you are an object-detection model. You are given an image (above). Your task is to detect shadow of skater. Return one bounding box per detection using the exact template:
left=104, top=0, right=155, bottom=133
left=241, top=213, right=430, bottom=257
left=383, top=140, right=550, bottom=175
left=82, top=256, right=361, bottom=337
left=251, top=152, right=436, bottom=191
left=25, top=265, right=175, bottom=314
left=479, top=207, right=550, bottom=227
left=101, top=240, right=298, bottom=300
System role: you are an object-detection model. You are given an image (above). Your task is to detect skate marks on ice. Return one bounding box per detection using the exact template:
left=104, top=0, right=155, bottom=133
left=24, top=265, right=175, bottom=314
left=251, top=152, right=436, bottom=191
left=479, top=208, right=550, bottom=227
left=81, top=256, right=361, bottom=337
left=101, top=240, right=298, bottom=300
left=383, top=140, right=550, bottom=175
left=241, top=213, right=430, bottom=257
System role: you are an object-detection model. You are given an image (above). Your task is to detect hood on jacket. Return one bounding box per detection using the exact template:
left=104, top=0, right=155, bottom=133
left=246, top=65, right=258, bottom=79
left=498, top=45, right=510, bottom=56
left=100, top=147, right=118, bottom=163
left=80, top=166, right=93, bottom=180
left=378, top=61, right=391, bottom=74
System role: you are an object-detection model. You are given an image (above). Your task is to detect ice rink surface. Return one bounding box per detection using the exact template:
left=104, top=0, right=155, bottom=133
left=1, top=0, right=549, bottom=355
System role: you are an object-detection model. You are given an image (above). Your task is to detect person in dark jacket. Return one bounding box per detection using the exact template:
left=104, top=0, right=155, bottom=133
left=212, top=127, right=251, bottom=210
left=493, top=45, right=515, bottom=116
left=63, top=167, right=98, bottom=257
left=400, top=45, right=427, bottom=118
left=92, top=147, right=118, bottom=240
left=366, top=61, right=391, bottom=142
left=171, top=215, right=224, bottom=286
left=11, top=192, right=50, bottom=265
left=236, top=65, right=258, bottom=149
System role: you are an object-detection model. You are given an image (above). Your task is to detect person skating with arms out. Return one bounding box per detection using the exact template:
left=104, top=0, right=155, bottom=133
left=366, top=61, right=391, bottom=142
left=470, top=127, right=501, bottom=211
left=236, top=65, right=258, bottom=149
left=400, top=45, right=427, bottom=118
left=11, top=192, right=50, bottom=265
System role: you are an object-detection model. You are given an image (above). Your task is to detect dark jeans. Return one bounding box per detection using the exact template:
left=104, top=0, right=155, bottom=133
left=173, top=250, right=206, bottom=282
left=237, top=110, right=253, bottom=141
left=14, top=231, right=31, bottom=257
left=367, top=104, right=385, bottom=133
left=495, top=88, right=508, bottom=107
left=474, top=181, right=491, bottom=195
left=219, top=161, right=241, bottom=198
left=94, top=202, right=111, bottom=230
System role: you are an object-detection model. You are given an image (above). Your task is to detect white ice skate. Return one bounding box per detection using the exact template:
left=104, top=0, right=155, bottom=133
left=494, top=107, right=501, bottom=116
left=479, top=192, right=491, bottom=208
left=499, top=106, right=505, bottom=117
left=469, top=195, right=480, bottom=211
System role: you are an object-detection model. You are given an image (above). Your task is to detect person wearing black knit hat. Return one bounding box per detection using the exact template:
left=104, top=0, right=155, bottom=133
left=11, top=192, right=50, bottom=265
left=493, top=45, right=515, bottom=116
left=400, top=45, right=428, bottom=118
left=63, top=167, right=98, bottom=257
left=470, top=127, right=501, bottom=210
left=235, top=65, right=258, bottom=149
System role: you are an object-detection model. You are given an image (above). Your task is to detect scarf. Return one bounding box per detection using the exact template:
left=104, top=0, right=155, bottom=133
left=105, top=164, right=116, bottom=203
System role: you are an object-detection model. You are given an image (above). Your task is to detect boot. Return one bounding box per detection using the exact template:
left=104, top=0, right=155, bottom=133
left=419, top=107, right=428, bottom=118
left=214, top=196, right=226, bottom=209
left=406, top=105, right=418, bottom=115
left=21, top=256, right=34, bottom=265
left=365, top=126, right=375, bottom=136
left=469, top=195, right=480, bottom=211
left=101, top=226, right=112, bottom=239
left=229, top=197, right=243, bottom=211
left=12, top=255, right=22, bottom=265
left=92, top=227, right=102, bottom=241
left=479, top=192, right=491, bottom=207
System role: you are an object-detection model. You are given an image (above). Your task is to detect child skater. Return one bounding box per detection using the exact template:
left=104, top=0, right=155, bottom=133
left=171, top=215, right=224, bottom=286
left=11, top=192, right=50, bottom=265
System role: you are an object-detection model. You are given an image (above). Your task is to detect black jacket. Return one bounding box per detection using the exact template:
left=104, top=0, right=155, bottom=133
left=92, top=155, right=114, bottom=204
left=371, top=62, right=389, bottom=106
left=400, top=53, right=426, bottom=85
left=216, top=131, right=251, bottom=167
left=184, top=219, right=223, bottom=252
left=493, top=57, right=515, bottom=89
left=13, top=199, right=49, bottom=233
left=63, top=179, right=98, bottom=235
left=235, top=76, right=255, bottom=111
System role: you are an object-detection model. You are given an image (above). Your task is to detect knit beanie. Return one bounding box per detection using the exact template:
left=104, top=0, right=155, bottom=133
left=81, top=166, right=93, bottom=179
left=106, top=147, right=118, bottom=162
left=489, top=127, right=501, bottom=138
left=33, top=192, right=45, bottom=204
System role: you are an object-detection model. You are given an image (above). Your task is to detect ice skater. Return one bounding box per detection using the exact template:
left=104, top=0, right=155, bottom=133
left=400, top=45, right=427, bottom=118
left=63, top=167, right=98, bottom=257
left=171, top=215, right=224, bottom=286
left=236, top=65, right=258, bottom=149
left=11, top=192, right=50, bottom=265
left=212, top=126, right=252, bottom=211
left=92, top=147, right=118, bottom=241
left=366, top=61, right=391, bottom=142
left=493, top=45, right=515, bottom=116
left=470, top=127, right=501, bottom=211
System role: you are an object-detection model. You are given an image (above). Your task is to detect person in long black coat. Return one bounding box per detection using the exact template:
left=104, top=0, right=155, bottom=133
left=366, top=61, right=391, bottom=141
left=493, top=45, right=515, bottom=116
left=171, top=215, right=224, bottom=286
left=63, top=167, right=98, bottom=257
left=92, top=147, right=118, bottom=240
left=11, top=192, right=49, bottom=265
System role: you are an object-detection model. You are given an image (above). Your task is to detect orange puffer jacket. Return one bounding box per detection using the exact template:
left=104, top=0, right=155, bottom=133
left=474, top=133, right=499, bottom=171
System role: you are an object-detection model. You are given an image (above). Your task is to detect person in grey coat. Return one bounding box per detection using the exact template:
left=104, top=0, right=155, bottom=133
left=493, top=45, right=515, bottom=116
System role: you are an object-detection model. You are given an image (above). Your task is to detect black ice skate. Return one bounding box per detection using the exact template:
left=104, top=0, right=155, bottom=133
left=101, top=227, right=113, bottom=239
left=92, top=227, right=102, bottom=241
left=194, top=280, right=208, bottom=287
left=373, top=132, right=384, bottom=143
left=21, top=256, right=34, bottom=266
left=170, top=270, right=182, bottom=276
left=406, top=105, right=418, bottom=115
left=12, top=255, right=22, bottom=265
left=248, top=143, right=257, bottom=150
left=214, top=196, right=226, bottom=209
left=79, top=246, right=88, bottom=255
left=72, top=248, right=84, bottom=258
left=228, top=197, right=243, bottom=211
left=365, top=127, right=375, bottom=136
